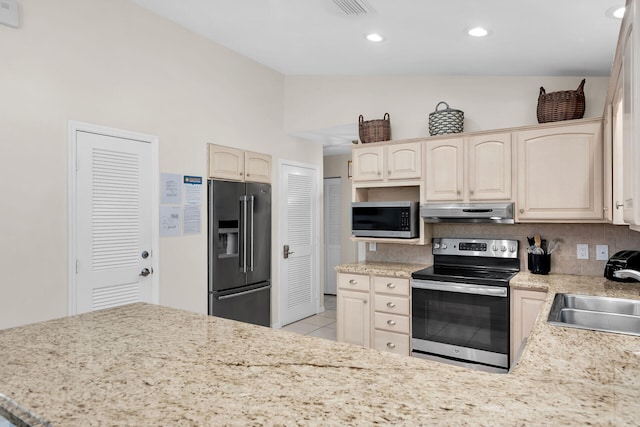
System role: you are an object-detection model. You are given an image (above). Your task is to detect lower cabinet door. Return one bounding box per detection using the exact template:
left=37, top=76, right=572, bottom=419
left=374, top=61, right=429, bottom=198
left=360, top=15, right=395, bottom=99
left=374, top=330, right=410, bottom=356
left=337, top=290, right=370, bottom=347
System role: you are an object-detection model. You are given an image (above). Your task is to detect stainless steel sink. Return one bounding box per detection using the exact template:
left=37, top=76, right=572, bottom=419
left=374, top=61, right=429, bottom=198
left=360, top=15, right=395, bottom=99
left=547, top=293, right=640, bottom=336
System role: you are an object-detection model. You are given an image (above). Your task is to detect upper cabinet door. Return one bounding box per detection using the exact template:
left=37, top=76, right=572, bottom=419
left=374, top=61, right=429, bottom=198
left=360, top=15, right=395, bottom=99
left=516, top=121, right=604, bottom=221
left=467, top=133, right=512, bottom=201
left=209, top=145, right=245, bottom=181
left=352, top=145, right=384, bottom=181
left=387, top=142, right=422, bottom=180
left=245, top=151, right=272, bottom=183
left=425, top=138, right=464, bottom=201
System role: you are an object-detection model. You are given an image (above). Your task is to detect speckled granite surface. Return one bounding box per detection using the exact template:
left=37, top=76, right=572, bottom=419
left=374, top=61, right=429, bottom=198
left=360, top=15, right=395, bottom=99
left=335, top=261, right=428, bottom=277
left=0, top=270, right=639, bottom=425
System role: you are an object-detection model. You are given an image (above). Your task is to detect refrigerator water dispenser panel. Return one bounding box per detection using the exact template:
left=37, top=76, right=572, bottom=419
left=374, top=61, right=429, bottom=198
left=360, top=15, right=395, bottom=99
left=218, top=220, right=239, bottom=258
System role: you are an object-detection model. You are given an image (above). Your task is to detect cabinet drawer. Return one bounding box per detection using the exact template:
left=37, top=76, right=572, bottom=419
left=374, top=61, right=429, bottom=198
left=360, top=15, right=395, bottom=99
left=374, top=312, right=410, bottom=334
left=373, top=330, right=410, bottom=356
left=337, top=273, right=370, bottom=292
left=373, top=276, right=410, bottom=296
left=374, top=295, right=410, bottom=315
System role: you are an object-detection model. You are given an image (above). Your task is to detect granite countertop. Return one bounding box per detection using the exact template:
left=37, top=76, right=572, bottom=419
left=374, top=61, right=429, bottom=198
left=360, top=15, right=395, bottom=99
left=1, top=272, right=640, bottom=425
left=335, top=261, right=429, bottom=277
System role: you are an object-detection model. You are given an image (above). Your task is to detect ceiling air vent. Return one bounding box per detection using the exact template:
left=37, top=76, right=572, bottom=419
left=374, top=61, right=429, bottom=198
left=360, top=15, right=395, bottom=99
left=331, top=0, right=373, bottom=16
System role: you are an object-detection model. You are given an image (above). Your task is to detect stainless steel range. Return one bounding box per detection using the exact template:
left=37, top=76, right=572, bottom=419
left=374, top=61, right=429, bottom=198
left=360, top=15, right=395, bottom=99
left=411, top=237, right=519, bottom=373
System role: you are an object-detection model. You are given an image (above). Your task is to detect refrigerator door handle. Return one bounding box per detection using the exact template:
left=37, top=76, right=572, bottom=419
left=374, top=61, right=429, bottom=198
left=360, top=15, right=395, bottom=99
left=249, top=195, right=255, bottom=272
left=240, top=196, right=248, bottom=273
left=216, top=284, right=271, bottom=300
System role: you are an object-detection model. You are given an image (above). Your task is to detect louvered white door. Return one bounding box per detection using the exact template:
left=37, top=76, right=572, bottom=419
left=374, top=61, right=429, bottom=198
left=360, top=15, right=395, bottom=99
left=323, top=178, right=341, bottom=295
left=75, top=130, right=154, bottom=314
left=280, top=163, right=319, bottom=326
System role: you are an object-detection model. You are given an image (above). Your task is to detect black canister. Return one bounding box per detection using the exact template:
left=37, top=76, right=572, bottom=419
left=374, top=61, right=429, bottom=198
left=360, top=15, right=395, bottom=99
left=528, top=253, right=551, bottom=275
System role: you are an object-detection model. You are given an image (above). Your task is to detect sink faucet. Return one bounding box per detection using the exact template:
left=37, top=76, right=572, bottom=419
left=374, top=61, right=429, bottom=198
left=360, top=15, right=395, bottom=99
left=613, top=269, right=640, bottom=281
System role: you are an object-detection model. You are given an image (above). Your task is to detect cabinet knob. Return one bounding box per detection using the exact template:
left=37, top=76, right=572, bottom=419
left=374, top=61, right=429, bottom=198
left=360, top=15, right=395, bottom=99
left=388, top=170, right=391, bottom=175
left=239, top=172, right=243, bottom=176
left=377, top=172, right=381, bottom=176
left=386, top=302, right=396, bottom=308
left=387, top=320, right=396, bottom=326
left=386, top=342, right=396, bottom=349
left=469, top=190, right=475, bottom=195
left=457, top=190, right=461, bottom=195
left=349, top=279, right=357, bottom=285
left=386, top=283, right=395, bottom=289
left=246, top=173, right=250, bottom=177
left=519, top=208, right=524, bottom=214
left=616, top=202, right=624, bottom=209
left=363, top=299, right=368, bottom=304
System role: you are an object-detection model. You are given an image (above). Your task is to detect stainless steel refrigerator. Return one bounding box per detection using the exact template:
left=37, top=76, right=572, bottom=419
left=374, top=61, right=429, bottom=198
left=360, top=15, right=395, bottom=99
left=208, top=179, right=271, bottom=326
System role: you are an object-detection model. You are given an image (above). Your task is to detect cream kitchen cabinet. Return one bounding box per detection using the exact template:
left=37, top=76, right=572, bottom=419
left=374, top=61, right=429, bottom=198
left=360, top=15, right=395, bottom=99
left=352, top=142, right=422, bottom=182
left=372, top=276, right=411, bottom=356
left=336, top=273, right=370, bottom=347
left=337, top=272, right=411, bottom=355
left=515, top=120, right=604, bottom=222
left=424, top=133, right=512, bottom=202
left=208, top=144, right=272, bottom=183
left=510, top=288, right=547, bottom=365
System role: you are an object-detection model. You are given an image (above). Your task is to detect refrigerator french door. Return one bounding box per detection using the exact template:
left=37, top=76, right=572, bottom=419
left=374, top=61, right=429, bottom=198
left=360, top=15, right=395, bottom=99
left=208, top=180, right=271, bottom=326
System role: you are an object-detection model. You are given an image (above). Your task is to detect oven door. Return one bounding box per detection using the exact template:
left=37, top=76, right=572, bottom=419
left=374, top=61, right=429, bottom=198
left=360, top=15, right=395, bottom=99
left=411, top=279, right=509, bottom=369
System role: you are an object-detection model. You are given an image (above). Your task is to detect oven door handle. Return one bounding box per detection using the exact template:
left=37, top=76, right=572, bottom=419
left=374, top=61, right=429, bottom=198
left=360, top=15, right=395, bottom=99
left=412, top=280, right=507, bottom=297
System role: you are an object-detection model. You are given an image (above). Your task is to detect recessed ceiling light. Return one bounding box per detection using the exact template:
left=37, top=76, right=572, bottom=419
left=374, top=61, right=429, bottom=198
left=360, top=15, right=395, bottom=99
left=467, top=27, right=489, bottom=37
left=606, top=6, right=625, bottom=19
left=365, top=33, right=384, bottom=42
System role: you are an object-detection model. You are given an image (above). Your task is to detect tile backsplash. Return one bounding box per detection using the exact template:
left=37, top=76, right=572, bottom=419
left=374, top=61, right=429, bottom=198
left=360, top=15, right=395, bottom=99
left=365, top=223, right=640, bottom=276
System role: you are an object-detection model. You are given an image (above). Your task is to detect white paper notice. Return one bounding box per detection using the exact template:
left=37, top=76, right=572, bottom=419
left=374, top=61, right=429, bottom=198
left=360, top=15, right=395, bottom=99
left=161, top=173, right=182, bottom=205
left=160, top=206, right=181, bottom=237
left=183, top=176, right=202, bottom=234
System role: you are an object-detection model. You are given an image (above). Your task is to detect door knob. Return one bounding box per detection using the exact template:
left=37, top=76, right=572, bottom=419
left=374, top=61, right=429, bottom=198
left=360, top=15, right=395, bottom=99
left=140, top=268, right=152, bottom=277
left=283, top=245, right=295, bottom=259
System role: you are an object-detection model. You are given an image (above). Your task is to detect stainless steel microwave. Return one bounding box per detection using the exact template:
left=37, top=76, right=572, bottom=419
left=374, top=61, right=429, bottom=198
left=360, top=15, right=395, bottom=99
left=351, top=201, right=419, bottom=239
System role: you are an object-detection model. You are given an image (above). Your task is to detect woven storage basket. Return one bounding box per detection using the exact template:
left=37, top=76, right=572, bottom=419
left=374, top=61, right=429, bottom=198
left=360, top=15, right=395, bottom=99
left=537, top=79, right=586, bottom=123
left=359, top=113, right=391, bottom=143
left=429, top=102, right=464, bottom=136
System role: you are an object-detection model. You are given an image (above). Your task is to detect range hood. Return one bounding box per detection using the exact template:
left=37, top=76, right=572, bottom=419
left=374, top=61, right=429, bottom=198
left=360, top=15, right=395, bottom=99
left=420, top=202, right=515, bottom=224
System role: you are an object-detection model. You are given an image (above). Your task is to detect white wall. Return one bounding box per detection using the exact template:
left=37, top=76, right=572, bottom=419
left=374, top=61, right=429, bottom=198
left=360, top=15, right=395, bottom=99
left=284, top=76, right=609, bottom=137
left=0, top=0, right=322, bottom=329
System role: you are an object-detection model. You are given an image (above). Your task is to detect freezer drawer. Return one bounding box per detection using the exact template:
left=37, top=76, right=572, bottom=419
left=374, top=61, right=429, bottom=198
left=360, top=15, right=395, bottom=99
left=209, top=283, right=271, bottom=327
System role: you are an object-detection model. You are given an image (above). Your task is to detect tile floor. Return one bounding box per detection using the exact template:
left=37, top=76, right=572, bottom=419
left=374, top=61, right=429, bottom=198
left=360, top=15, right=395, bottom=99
left=281, top=295, right=336, bottom=341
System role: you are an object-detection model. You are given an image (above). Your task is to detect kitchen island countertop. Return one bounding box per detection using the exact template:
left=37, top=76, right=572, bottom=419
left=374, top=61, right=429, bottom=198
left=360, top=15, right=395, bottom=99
left=1, top=271, right=640, bottom=425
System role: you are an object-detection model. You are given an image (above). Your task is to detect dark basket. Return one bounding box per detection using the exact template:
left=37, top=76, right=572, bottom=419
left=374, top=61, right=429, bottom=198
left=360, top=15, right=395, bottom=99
left=537, top=79, right=586, bottom=123
left=428, top=102, right=464, bottom=136
left=359, top=113, right=391, bottom=143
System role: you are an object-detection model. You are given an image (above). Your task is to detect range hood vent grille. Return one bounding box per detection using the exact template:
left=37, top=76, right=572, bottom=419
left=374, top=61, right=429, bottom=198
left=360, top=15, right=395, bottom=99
left=331, top=0, right=372, bottom=16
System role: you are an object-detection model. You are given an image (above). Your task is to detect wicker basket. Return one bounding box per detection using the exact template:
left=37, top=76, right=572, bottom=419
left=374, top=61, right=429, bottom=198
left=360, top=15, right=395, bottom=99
left=359, top=113, right=391, bottom=143
left=537, top=79, right=586, bottom=123
left=429, top=102, right=464, bottom=136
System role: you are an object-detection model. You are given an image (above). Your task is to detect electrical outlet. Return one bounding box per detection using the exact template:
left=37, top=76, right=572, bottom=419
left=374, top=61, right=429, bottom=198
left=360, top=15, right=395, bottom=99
left=369, top=242, right=376, bottom=252
left=596, top=245, right=609, bottom=261
left=577, top=244, right=589, bottom=260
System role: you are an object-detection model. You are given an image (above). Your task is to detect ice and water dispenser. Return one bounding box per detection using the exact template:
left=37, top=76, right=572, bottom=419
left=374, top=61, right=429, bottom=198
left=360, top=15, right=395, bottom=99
left=218, top=220, right=238, bottom=258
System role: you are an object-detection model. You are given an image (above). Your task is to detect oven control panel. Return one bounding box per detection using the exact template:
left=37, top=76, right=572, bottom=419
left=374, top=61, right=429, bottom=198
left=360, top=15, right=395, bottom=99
left=432, top=238, right=519, bottom=258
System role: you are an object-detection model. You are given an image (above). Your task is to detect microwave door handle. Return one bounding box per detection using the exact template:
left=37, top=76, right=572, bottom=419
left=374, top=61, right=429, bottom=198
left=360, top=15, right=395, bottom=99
left=412, top=280, right=507, bottom=297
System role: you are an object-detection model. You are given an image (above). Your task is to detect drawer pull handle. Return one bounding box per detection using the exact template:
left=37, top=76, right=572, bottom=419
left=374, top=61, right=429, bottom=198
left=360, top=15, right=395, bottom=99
left=387, top=320, right=396, bottom=326
left=386, top=302, right=396, bottom=308
left=349, top=279, right=357, bottom=284
left=386, top=283, right=395, bottom=289
left=387, top=342, right=396, bottom=349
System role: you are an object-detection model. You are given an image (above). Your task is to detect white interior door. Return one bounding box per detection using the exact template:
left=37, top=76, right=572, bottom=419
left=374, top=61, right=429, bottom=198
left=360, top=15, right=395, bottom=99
left=70, top=124, right=158, bottom=314
left=323, top=177, right=341, bottom=295
left=279, top=162, right=319, bottom=326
